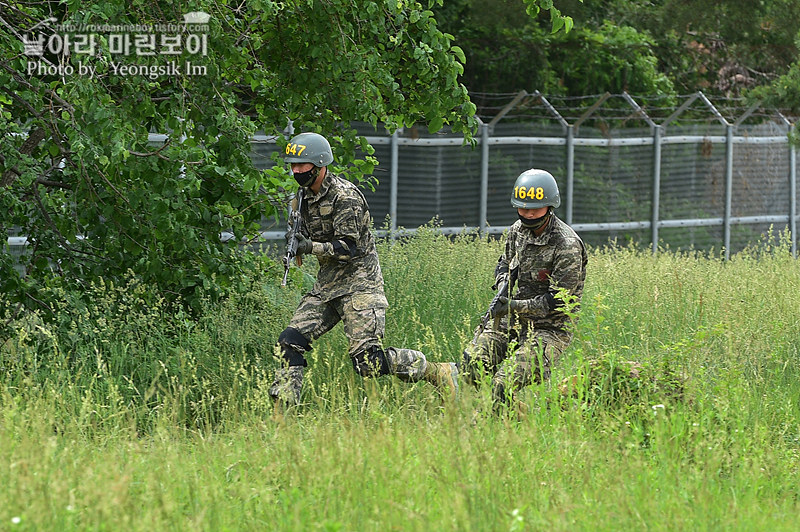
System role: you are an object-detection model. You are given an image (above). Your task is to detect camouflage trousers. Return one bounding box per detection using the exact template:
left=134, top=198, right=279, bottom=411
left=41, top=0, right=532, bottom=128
left=269, top=290, right=429, bottom=404
left=462, top=319, right=571, bottom=403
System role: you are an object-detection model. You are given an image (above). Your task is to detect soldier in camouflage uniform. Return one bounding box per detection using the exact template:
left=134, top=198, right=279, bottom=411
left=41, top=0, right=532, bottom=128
left=462, top=169, right=587, bottom=409
left=270, top=132, right=458, bottom=406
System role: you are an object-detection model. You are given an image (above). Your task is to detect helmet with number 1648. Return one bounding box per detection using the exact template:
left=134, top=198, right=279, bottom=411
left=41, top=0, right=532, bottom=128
left=510, top=169, right=561, bottom=209
left=283, top=132, right=334, bottom=167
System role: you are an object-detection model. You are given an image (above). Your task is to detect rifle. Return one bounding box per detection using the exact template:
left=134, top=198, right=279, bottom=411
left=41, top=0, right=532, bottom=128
left=472, top=267, right=517, bottom=344
left=281, top=189, right=305, bottom=286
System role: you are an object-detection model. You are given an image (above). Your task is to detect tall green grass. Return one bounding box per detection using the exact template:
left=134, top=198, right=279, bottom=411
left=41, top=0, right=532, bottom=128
left=1, top=229, right=799, bottom=530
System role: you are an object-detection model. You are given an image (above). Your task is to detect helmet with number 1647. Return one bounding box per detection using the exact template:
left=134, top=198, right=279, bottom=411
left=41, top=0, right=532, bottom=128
left=510, top=169, right=561, bottom=209
left=283, top=132, right=334, bottom=167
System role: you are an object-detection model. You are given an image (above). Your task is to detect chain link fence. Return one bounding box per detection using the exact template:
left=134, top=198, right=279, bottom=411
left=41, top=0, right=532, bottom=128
left=7, top=92, right=799, bottom=272
left=249, top=91, right=799, bottom=258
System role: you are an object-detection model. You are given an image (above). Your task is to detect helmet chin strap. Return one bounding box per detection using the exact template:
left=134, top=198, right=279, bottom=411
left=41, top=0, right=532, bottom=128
left=519, top=207, right=551, bottom=230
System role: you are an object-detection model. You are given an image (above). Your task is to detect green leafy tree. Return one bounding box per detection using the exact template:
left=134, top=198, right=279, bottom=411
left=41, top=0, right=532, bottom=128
left=573, top=0, right=800, bottom=96
left=435, top=0, right=673, bottom=97
left=0, top=0, right=487, bottom=316
left=437, top=0, right=800, bottom=98
left=549, top=21, right=674, bottom=96
left=627, top=0, right=800, bottom=95
left=748, top=27, right=800, bottom=121
left=433, top=0, right=560, bottom=94
left=433, top=0, right=579, bottom=94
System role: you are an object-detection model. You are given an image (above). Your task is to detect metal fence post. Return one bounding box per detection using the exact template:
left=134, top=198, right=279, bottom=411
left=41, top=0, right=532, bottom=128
left=480, top=122, right=489, bottom=235
left=652, top=125, right=663, bottom=253
left=565, top=124, right=574, bottom=225
left=724, top=124, right=734, bottom=260
left=390, top=129, right=399, bottom=237
left=790, top=127, right=797, bottom=258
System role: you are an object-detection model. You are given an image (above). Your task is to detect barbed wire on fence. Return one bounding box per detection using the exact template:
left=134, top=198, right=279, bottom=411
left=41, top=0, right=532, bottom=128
left=6, top=92, right=799, bottom=273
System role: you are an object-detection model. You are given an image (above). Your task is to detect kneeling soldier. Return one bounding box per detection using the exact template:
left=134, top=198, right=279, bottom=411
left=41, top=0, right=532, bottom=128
left=462, top=169, right=587, bottom=411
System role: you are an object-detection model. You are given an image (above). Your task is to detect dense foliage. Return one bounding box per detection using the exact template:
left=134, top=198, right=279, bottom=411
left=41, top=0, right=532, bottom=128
left=436, top=0, right=800, bottom=105
left=0, top=0, right=490, bottom=315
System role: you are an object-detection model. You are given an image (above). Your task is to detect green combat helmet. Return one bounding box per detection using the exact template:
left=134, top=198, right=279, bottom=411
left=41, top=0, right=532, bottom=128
left=510, top=169, right=561, bottom=209
left=284, top=132, right=334, bottom=167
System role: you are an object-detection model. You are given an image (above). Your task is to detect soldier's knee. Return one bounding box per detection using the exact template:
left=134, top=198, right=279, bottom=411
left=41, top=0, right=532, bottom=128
left=492, top=359, right=526, bottom=401
left=533, top=365, right=551, bottom=384
left=461, top=346, right=492, bottom=386
left=530, top=342, right=553, bottom=383
left=277, top=327, right=311, bottom=367
left=351, top=345, right=391, bottom=377
left=492, top=380, right=509, bottom=406
left=460, top=350, right=480, bottom=385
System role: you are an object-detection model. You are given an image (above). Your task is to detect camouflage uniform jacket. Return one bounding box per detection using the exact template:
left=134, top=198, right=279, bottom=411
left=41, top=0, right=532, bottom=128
left=299, top=173, right=383, bottom=301
left=498, top=214, right=587, bottom=334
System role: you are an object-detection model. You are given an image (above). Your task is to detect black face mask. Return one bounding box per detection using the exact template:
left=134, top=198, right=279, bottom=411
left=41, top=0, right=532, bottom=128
left=518, top=208, right=551, bottom=230
left=293, top=167, right=319, bottom=187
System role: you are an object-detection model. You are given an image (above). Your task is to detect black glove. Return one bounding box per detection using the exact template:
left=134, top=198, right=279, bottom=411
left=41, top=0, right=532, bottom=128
left=490, top=296, right=509, bottom=318
left=544, top=292, right=564, bottom=312
left=296, top=233, right=313, bottom=256
left=284, top=229, right=305, bottom=243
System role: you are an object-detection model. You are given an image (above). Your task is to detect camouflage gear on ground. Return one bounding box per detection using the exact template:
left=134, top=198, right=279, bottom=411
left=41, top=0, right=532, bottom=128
left=384, top=351, right=458, bottom=395
left=269, top=366, right=304, bottom=406
left=299, top=173, right=383, bottom=300
left=463, top=213, right=587, bottom=403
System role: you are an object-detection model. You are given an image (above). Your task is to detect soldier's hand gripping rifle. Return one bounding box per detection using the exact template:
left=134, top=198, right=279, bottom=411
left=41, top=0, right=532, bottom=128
left=472, top=268, right=517, bottom=344
left=281, top=189, right=305, bottom=286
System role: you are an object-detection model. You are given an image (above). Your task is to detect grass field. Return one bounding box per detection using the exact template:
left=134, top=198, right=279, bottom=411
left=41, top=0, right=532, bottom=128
left=1, top=228, right=799, bottom=530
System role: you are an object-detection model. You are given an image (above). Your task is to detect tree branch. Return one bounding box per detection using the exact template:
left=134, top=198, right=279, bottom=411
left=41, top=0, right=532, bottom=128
left=1, top=127, right=47, bottom=187
left=129, top=138, right=171, bottom=157
left=30, top=182, right=79, bottom=257
left=36, top=178, right=72, bottom=190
